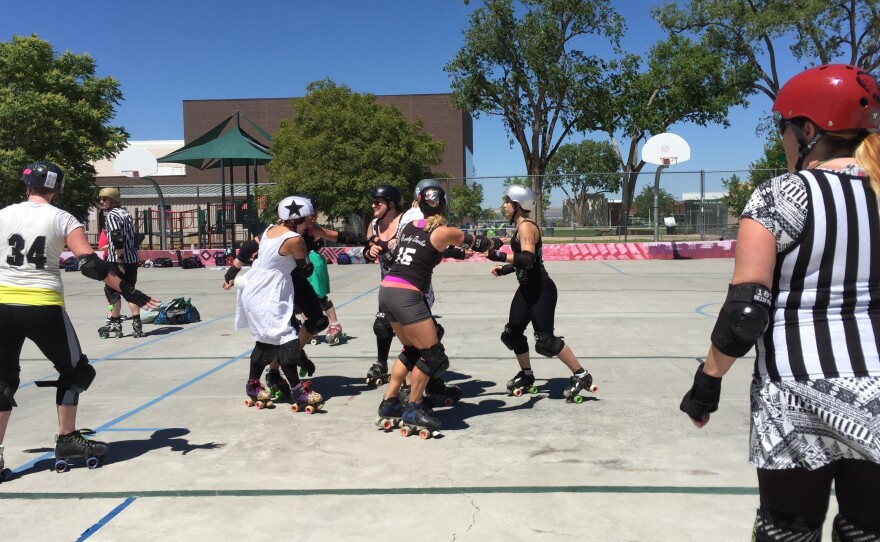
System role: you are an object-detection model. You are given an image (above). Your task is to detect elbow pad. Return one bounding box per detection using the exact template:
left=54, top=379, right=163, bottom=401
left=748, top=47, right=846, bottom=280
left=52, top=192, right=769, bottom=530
left=471, top=235, right=492, bottom=252
left=711, top=283, right=772, bottom=357
left=490, top=237, right=504, bottom=250
left=443, top=246, right=466, bottom=259
left=512, top=251, right=536, bottom=271
left=295, top=258, right=314, bottom=277
left=237, top=239, right=259, bottom=262
left=79, top=253, right=113, bottom=281
left=461, top=233, right=475, bottom=248
left=487, top=249, right=507, bottom=263
left=110, top=229, right=124, bottom=247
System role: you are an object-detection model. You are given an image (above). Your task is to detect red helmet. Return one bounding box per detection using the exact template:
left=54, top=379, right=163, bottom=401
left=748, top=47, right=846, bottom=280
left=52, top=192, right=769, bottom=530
left=772, top=64, right=880, bottom=132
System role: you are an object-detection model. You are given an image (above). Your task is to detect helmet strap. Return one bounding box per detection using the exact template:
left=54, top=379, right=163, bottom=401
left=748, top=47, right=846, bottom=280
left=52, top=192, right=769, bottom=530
left=791, top=124, right=824, bottom=171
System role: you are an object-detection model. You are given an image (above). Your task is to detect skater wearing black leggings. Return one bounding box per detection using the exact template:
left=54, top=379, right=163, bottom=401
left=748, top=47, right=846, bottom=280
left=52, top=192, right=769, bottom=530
left=679, top=64, right=880, bottom=540
left=486, top=185, right=594, bottom=401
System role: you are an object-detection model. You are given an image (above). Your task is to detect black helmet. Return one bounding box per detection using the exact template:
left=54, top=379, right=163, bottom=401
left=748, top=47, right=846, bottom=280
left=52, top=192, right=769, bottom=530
left=22, top=161, right=65, bottom=194
left=370, top=185, right=403, bottom=209
left=413, top=178, right=441, bottom=199
left=418, top=186, right=447, bottom=217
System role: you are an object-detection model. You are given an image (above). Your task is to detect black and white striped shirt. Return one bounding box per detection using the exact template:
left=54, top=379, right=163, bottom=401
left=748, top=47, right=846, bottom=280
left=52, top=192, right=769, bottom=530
left=745, top=168, right=880, bottom=380
left=104, top=206, right=139, bottom=264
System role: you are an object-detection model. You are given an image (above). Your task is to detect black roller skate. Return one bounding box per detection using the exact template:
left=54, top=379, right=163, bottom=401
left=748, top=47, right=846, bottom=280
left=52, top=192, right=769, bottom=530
left=365, top=360, right=389, bottom=388
left=400, top=400, right=441, bottom=439
left=244, top=379, right=274, bottom=409
left=507, top=370, right=537, bottom=397
left=265, top=368, right=291, bottom=400
left=98, top=316, right=123, bottom=339
left=298, top=350, right=315, bottom=378
left=0, top=444, right=10, bottom=482
left=289, top=380, right=324, bottom=414
left=563, top=371, right=598, bottom=404
left=53, top=429, right=108, bottom=472
left=426, top=377, right=462, bottom=406
left=375, top=397, right=404, bottom=431
left=131, top=316, right=144, bottom=338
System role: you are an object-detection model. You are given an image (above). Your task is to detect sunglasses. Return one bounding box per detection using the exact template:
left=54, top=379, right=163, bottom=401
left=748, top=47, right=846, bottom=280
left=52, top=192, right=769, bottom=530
left=777, top=118, right=801, bottom=136
left=371, top=199, right=385, bottom=206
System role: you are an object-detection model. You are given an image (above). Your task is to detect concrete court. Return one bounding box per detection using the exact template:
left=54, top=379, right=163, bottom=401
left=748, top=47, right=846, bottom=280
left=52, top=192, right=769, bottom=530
left=0, top=258, right=841, bottom=541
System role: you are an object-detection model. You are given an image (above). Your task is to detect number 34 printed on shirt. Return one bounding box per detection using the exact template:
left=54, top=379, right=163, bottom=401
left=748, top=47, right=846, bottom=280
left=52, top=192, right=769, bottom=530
left=6, top=234, right=48, bottom=269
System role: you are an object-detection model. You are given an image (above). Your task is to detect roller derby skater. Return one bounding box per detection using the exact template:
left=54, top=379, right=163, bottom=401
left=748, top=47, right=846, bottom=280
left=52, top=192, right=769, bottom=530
left=375, top=397, right=404, bottom=431
left=0, top=161, right=158, bottom=481
left=366, top=359, right=389, bottom=388
left=53, top=429, right=109, bottom=472
left=289, top=380, right=325, bottom=414
left=98, top=315, right=123, bottom=339
left=486, top=186, right=596, bottom=403
left=244, top=378, right=274, bottom=409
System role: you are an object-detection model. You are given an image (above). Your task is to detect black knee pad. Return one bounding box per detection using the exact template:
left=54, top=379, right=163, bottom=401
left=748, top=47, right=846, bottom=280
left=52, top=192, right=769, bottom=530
left=373, top=312, right=394, bottom=340
left=833, top=513, right=880, bottom=542
left=250, top=342, right=278, bottom=368
left=0, top=370, right=20, bottom=410
left=534, top=332, right=565, bottom=357
left=56, top=356, right=97, bottom=406
left=416, top=343, right=449, bottom=379
left=501, top=324, right=529, bottom=355
left=753, top=507, right=823, bottom=542
left=104, top=284, right=121, bottom=305
left=433, top=317, right=445, bottom=342
left=319, top=297, right=334, bottom=311
left=398, top=345, right=420, bottom=372
left=278, top=338, right=302, bottom=371
left=305, top=315, right=330, bottom=335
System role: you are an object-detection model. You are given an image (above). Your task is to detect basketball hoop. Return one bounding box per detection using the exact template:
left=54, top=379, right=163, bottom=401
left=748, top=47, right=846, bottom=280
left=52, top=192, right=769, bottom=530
left=661, top=158, right=671, bottom=166
left=120, top=170, right=140, bottom=178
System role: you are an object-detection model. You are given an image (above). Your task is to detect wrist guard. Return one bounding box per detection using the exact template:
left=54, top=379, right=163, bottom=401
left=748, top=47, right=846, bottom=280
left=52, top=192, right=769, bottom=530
left=679, top=364, right=722, bottom=422
left=443, top=246, right=466, bottom=259
left=224, top=266, right=241, bottom=283
left=487, top=249, right=507, bottom=262
left=119, top=280, right=151, bottom=307
left=497, top=264, right=515, bottom=275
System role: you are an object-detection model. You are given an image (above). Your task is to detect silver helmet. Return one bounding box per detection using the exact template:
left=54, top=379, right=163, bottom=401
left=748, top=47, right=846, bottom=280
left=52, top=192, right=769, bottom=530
left=503, top=184, right=536, bottom=213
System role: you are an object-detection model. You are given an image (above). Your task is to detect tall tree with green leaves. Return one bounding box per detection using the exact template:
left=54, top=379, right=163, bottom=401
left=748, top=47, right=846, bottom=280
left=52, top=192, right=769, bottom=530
left=632, top=184, right=676, bottom=219
left=0, top=34, right=128, bottom=219
left=448, top=182, right=485, bottom=226
left=544, top=139, right=620, bottom=226
left=653, top=0, right=880, bottom=101
left=445, top=0, right=625, bottom=224
left=723, top=136, right=787, bottom=215
left=267, top=79, right=445, bottom=230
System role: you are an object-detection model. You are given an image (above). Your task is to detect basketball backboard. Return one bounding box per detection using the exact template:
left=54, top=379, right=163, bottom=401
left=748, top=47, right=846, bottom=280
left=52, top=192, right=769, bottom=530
left=642, top=133, right=690, bottom=166
left=113, top=146, right=158, bottom=177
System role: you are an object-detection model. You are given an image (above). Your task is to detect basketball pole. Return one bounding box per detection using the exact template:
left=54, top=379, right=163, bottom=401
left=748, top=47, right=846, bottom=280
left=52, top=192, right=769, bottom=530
left=653, top=159, right=670, bottom=242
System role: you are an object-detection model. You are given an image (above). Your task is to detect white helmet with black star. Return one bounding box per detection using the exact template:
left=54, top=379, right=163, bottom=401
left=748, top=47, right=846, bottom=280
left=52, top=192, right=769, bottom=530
left=277, top=196, right=314, bottom=221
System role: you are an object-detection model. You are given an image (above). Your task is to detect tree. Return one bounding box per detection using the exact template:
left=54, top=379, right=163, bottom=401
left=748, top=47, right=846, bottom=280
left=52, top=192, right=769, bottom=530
left=545, top=139, right=620, bottom=226
left=0, top=35, right=128, bottom=219
left=445, top=0, right=625, bottom=224
left=632, top=185, right=676, bottom=219
left=267, top=79, right=445, bottom=229
left=723, top=136, right=787, bottom=215
left=653, top=0, right=880, bottom=101
left=448, top=182, right=485, bottom=226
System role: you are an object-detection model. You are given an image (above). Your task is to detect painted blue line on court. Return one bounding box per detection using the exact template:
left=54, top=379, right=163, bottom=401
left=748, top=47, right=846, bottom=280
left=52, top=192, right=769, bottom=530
left=13, top=350, right=250, bottom=474
left=76, top=496, right=136, bottom=541
left=334, top=285, right=379, bottom=308
left=599, top=262, right=630, bottom=275
left=695, top=303, right=721, bottom=317
left=18, top=314, right=231, bottom=390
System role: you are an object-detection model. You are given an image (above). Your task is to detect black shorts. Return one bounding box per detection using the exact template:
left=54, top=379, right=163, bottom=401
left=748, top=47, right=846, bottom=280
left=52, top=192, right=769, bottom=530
left=104, top=262, right=140, bottom=303
left=0, top=304, right=83, bottom=388
left=378, top=286, right=431, bottom=326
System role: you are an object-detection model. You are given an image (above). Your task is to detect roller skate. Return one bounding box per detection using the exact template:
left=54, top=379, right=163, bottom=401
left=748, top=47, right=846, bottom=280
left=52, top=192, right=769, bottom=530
left=131, top=316, right=144, bottom=338
left=98, top=316, right=123, bottom=339
left=426, top=377, right=462, bottom=406
left=400, top=400, right=441, bottom=439
left=365, top=360, right=389, bottom=388
left=0, top=444, right=10, bottom=483
left=265, top=368, right=291, bottom=400
left=53, top=429, right=108, bottom=472
left=326, top=322, right=345, bottom=345
left=563, top=371, right=598, bottom=404
left=507, top=370, right=537, bottom=397
left=375, top=397, right=404, bottom=431
left=298, top=350, right=315, bottom=378
left=289, top=380, right=324, bottom=414
left=244, top=379, right=274, bottom=409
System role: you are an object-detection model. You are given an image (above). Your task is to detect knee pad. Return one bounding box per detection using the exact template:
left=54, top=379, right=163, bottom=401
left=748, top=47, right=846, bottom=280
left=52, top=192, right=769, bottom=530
left=56, top=356, right=97, bottom=406
left=0, top=371, right=20, bottom=410
left=104, top=285, right=121, bottom=305
left=501, top=324, right=529, bottom=355
left=305, top=314, right=330, bottom=335
left=278, top=339, right=302, bottom=371
left=833, top=513, right=880, bottom=542
left=398, top=345, right=420, bottom=372
left=373, top=312, right=394, bottom=340
left=416, top=343, right=450, bottom=379
left=319, top=297, right=334, bottom=311
left=753, top=507, right=822, bottom=542
left=250, top=342, right=278, bottom=368
left=433, top=317, right=445, bottom=342
left=534, top=332, right=565, bottom=358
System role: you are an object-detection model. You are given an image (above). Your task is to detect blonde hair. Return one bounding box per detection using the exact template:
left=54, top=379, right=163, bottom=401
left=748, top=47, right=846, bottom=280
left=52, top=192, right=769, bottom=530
left=423, top=214, right=447, bottom=232
left=854, top=133, right=880, bottom=197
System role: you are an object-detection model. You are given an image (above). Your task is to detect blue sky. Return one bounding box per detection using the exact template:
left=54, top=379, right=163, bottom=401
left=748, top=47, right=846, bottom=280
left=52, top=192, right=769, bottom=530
left=2, top=1, right=795, bottom=198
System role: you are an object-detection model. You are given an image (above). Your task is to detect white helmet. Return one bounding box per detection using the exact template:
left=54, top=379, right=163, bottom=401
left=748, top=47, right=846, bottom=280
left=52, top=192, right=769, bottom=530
left=277, top=196, right=314, bottom=221
left=504, top=185, right=536, bottom=213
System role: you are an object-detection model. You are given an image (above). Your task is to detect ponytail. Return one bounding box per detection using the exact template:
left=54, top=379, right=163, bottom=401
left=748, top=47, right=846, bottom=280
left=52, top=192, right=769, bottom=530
left=423, top=214, right=447, bottom=232
left=855, top=133, right=880, bottom=198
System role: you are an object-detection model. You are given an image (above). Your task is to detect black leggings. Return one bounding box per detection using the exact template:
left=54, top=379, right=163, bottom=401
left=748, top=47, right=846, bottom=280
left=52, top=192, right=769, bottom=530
left=507, top=277, right=558, bottom=334
left=292, top=272, right=323, bottom=323
left=758, top=460, right=880, bottom=525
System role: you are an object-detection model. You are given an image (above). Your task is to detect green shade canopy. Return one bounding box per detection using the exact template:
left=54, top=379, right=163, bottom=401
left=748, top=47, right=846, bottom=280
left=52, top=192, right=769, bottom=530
left=157, top=112, right=271, bottom=169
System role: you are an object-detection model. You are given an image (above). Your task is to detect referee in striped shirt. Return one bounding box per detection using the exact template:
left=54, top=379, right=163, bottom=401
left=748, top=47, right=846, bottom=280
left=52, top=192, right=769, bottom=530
left=98, top=188, right=143, bottom=337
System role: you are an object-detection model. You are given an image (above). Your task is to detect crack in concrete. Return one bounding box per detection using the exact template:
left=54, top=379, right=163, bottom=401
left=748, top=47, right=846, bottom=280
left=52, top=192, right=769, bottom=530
left=451, top=494, right=480, bottom=541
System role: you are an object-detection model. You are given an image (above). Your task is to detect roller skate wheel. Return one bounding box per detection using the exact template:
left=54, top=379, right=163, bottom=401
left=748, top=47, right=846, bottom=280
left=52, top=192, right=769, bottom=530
left=244, top=398, right=254, bottom=407
left=573, top=395, right=584, bottom=404
left=309, top=338, right=318, bottom=345
left=305, top=405, right=315, bottom=414
left=86, top=456, right=101, bottom=469
left=54, top=459, right=70, bottom=473
left=528, top=386, right=538, bottom=394
left=512, top=388, right=523, bottom=397
left=589, top=385, right=599, bottom=393
left=443, top=397, right=455, bottom=407
left=290, top=403, right=300, bottom=413
left=400, top=425, right=413, bottom=437
left=382, top=419, right=394, bottom=430
left=265, top=401, right=274, bottom=408
left=418, top=428, right=432, bottom=440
